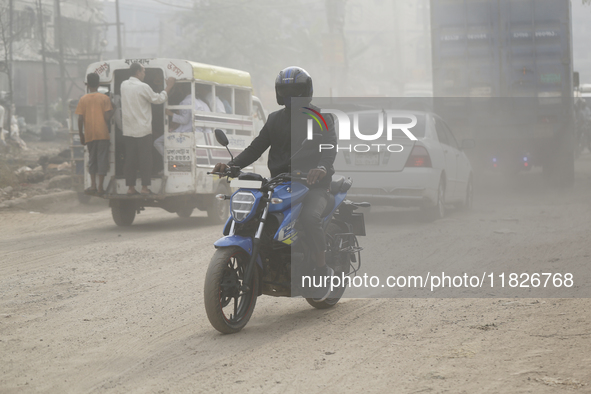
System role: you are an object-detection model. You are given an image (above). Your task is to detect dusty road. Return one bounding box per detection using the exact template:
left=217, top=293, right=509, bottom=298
left=2, top=158, right=591, bottom=393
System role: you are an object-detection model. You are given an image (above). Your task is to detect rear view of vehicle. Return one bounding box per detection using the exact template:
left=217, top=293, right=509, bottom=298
left=333, top=110, right=473, bottom=220
left=430, top=0, right=575, bottom=185
left=78, top=59, right=268, bottom=226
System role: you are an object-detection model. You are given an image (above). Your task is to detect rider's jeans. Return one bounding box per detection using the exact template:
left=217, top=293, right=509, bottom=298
left=300, top=187, right=329, bottom=255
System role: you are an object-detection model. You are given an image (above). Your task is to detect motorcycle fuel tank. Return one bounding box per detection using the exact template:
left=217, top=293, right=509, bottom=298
left=268, top=182, right=308, bottom=213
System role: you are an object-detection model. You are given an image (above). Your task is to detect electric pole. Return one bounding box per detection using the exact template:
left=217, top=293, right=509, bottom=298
left=37, top=0, right=50, bottom=121
left=8, top=0, right=13, bottom=117
left=115, top=0, right=123, bottom=58
left=54, top=0, right=67, bottom=122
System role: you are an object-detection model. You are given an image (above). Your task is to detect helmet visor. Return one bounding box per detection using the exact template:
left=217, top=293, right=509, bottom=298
left=276, top=83, right=309, bottom=99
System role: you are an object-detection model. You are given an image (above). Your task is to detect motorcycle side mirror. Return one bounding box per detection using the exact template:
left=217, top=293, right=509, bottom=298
left=214, top=129, right=234, bottom=162
left=214, top=129, right=229, bottom=147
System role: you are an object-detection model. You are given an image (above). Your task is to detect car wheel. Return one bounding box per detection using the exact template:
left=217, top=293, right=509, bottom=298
left=457, top=176, right=473, bottom=211
left=421, top=176, right=445, bottom=222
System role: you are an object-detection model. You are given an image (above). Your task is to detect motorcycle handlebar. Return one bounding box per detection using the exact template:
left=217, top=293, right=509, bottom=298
left=289, top=175, right=308, bottom=182
left=288, top=171, right=310, bottom=183
left=207, top=166, right=241, bottom=178
left=206, top=170, right=311, bottom=185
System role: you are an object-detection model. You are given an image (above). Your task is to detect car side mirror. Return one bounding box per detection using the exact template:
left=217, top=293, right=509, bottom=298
left=461, top=139, right=476, bottom=150
left=214, top=129, right=229, bottom=147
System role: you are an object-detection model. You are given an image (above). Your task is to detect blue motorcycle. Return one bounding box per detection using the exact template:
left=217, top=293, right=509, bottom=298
left=204, top=130, right=369, bottom=334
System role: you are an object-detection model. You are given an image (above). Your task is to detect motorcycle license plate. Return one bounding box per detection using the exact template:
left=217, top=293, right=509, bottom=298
left=355, top=152, right=379, bottom=166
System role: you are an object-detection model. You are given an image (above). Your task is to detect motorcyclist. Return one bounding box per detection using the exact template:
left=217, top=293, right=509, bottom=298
left=213, top=66, right=337, bottom=301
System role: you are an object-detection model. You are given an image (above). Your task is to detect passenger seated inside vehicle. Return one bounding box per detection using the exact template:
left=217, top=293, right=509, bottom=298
left=154, top=83, right=212, bottom=156
left=206, top=91, right=227, bottom=114
left=210, top=85, right=234, bottom=114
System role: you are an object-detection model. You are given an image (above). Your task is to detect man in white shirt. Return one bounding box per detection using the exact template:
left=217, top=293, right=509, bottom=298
left=121, top=62, right=175, bottom=195
left=205, top=91, right=227, bottom=115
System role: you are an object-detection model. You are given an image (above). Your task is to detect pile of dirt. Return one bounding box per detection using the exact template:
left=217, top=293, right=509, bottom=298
left=0, top=132, right=76, bottom=209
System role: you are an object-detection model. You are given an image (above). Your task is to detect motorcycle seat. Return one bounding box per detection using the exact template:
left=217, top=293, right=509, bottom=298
left=329, top=176, right=352, bottom=195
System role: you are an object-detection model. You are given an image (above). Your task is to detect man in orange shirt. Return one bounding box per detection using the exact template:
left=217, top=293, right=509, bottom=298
left=76, top=73, right=114, bottom=196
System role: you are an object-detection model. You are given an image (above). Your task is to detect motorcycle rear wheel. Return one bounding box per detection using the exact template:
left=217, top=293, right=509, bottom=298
left=306, top=223, right=350, bottom=309
left=204, top=246, right=258, bottom=334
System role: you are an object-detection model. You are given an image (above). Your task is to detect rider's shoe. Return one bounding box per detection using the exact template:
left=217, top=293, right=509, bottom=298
left=311, top=265, right=335, bottom=302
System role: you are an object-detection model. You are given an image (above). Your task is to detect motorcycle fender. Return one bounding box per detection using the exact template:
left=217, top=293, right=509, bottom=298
left=213, top=235, right=263, bottom=267
left=222, top=217, right=233, bottom=236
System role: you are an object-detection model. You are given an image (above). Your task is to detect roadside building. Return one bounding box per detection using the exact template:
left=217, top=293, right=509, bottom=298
left=0, top=0, right=104, bottom=125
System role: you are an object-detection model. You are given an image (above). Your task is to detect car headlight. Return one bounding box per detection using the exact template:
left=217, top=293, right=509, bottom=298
left=231, top=191, right=256, bottom=222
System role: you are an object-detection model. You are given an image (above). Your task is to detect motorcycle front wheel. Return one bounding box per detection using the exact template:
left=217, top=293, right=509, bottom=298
left=204, top=246, right=258, bottom=334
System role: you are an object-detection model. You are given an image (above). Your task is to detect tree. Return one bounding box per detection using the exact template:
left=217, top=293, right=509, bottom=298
left=0, top=2, right=37, bottom=121
left=0, top=1, right=14, bottom=110
left=165, top=0, right=325, bottom=99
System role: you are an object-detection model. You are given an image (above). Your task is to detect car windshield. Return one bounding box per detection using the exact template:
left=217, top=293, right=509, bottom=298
left=349, top=112, right=426, bottom=139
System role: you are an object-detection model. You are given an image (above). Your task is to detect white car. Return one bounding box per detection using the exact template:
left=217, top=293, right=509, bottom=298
left=333, top=110, right=474, bottom=220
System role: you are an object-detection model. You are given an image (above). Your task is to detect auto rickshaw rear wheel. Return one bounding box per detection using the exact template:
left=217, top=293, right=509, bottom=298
left=111, top=200, right=136, bottom=226
left=177, top=206, right=194, bottom=218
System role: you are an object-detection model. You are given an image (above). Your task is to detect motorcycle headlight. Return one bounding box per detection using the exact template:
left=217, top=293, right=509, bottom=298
left=231, top=191, right=256, bottom=222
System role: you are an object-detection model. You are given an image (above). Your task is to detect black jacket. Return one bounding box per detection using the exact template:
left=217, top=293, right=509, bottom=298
left=230, top=105, right=337, bottom=188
